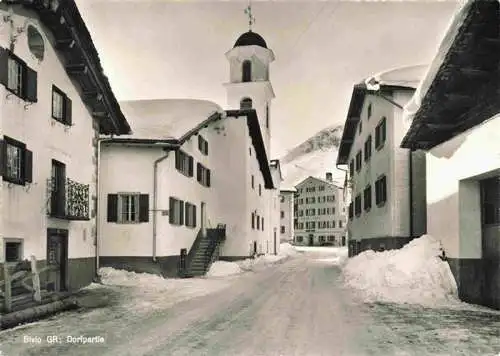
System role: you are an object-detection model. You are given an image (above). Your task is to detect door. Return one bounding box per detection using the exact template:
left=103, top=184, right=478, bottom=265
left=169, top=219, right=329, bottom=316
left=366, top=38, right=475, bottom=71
left=480, top=176, right=500, bottom=308
left=51, top=160, right=66, bottom=217
left=308, top=234, right=314, bottom=246
left=273, top=228, right=277, bottom=255
left=46, top=229, right=68, bottom=292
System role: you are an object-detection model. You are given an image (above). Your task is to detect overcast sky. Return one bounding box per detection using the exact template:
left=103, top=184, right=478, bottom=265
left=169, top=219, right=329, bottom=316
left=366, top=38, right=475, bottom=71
left=76, top=0, right=459, bottom=158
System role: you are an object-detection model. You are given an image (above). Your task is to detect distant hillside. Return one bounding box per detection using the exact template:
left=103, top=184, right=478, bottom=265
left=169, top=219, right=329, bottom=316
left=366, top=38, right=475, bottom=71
left=280, top=125, right=345, bottom=187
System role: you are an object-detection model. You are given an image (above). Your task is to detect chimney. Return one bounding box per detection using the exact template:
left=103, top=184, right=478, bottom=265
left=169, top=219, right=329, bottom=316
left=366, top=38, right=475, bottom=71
left=326, top=172, right=333, bottom=182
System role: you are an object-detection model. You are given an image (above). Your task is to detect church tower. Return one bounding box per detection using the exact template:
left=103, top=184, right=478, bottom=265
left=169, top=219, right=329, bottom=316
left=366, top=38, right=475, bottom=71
left=224, top=4, right=275, bottom=154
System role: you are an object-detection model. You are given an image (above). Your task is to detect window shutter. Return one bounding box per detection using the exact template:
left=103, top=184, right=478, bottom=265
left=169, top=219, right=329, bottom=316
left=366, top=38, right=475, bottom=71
left=196, top=163, right=201, bottom=182
left=65, top=96, right=72, bottom=125
left=198, top=136, right=202, bottom=151
left=193, top=205, right=197, bottom=228
left=189, top=156, right=194, bottom=177
left=24, top=67, right=38, bottom=102
left=204, top=141, right=208, bottom=155
left=206, top=169, right=211, bottom=187
left=23, top=149, right=33, bottom=183
left=139, top=194, right=149, bottom=222
left=0, top=48, right=8, bottom=88
left=107, top=194, right=118, bottom=222
left=184, top=203, right=190, bottom=227
left=179, top=200, right=185, bottom=225
left=0, top=139, right=5, bottom=177
left=175, top=151, right=180, bottom=170
left=169, top=197, right=175, bottom=224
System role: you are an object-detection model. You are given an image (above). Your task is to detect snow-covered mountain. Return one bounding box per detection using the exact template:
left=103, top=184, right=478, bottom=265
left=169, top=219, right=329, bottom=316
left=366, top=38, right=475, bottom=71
left=279, top=125, right=345, bottom=188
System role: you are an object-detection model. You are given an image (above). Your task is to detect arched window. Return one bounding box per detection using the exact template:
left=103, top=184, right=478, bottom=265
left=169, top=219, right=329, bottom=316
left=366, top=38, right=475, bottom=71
left=242, top=60, right=252, bottom=82
left=240, top=97, right=253, bottom=109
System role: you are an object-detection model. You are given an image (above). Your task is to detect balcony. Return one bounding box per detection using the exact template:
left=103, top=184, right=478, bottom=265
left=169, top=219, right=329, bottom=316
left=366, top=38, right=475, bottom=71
left=46, top=177, right=90, bottom=220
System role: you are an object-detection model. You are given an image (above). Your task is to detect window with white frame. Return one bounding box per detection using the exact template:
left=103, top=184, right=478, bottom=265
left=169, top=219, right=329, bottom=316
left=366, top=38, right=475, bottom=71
left=175, top=150, right=193, bottom=177
left=184, top=202, right=197, bottom=228
left=169, top=197, right=184, bottom=225
left=119, top=194, right=139, bottom=223
left=7, top=57, right=23, bottom=95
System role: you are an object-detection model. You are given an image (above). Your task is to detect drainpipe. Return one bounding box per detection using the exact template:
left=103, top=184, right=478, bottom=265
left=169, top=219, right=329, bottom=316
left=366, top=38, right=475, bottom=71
left=408, top=149, right=414, bottom=241
left=153, top=149, right=172, bottom=262
left=95, top=137, right=113, bottom=281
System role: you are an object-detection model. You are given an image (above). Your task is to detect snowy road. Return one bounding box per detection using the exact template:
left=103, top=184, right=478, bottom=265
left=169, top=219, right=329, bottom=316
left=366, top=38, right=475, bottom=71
left=1, top=251, right=499, bottom=356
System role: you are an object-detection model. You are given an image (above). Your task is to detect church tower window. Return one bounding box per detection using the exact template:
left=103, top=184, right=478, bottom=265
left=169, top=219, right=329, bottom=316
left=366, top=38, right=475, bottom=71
left=240, top=97, right=253, bottom=109
left=242, top=60, right=252, bottom=82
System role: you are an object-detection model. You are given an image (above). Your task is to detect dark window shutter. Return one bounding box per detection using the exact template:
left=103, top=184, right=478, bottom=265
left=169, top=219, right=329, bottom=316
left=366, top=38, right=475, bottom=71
left=0, top=139, right=5, bottom=177
left=204, top=141, right=208, bottom=155
left=139, top=194, right=149, bottom=222
left=23, top=149, right=33, bottom=183
left=65, top=96, right=72, bottom=125
left=193, top=205, right=197, bottom=228
left=175, top=151, right=180, bottom=170
left=198, top=136, right=202, bottom=151
left=107, top=194, right=118, bottom=222
left=184, top=203, right=190, bottom=227
left=179, top=200, right=185, bottom=225
left=196, top=163, right=201, bottom=182
left=188, top=156, right=194, bottom=176
left=24, top=67, right=37, bottom=102
left=0, top=48, right=9, bottom=88
left=169, top=197, right=175, bottom=224
left=207, top=169, right=211, bottom=187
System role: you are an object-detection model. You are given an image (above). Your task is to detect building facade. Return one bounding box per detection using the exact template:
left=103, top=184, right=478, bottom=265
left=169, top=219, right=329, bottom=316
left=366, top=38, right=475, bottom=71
left=0, top=1, right=130, bottom=292
left=401, top=0, right=500, bottom=310
left=336, top=66, right=427, bottom=257
left=279, top=187, right=296, bottom=243
left=293, top=174, right=346, bottom=247
left=98, top=29, right=279, bottom=275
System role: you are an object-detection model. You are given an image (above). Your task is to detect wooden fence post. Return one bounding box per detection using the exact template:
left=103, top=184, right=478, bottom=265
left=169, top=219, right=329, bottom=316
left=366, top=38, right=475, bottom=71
left=31, top=255, right=41, bottom=303
left=3, top=264, right=12, bottom=313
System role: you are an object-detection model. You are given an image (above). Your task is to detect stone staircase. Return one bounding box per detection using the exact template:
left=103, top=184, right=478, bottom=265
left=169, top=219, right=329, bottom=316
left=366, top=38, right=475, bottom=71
left=180, top=224, right=226, bottom=278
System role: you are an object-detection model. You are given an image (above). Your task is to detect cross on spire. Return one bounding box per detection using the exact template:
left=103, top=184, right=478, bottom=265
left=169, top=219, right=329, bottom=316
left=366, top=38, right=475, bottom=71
left=244, top=1, right=255, bottom=31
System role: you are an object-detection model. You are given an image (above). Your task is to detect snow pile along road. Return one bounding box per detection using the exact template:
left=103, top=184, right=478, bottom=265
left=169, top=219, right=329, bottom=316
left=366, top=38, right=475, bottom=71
left=207, top=243, right=301, bottom=276
left=206, top=261, right=243, bottom=277
left=341, top=235, right=461, bottom=307
left=98, top=267, right=232, bottom=313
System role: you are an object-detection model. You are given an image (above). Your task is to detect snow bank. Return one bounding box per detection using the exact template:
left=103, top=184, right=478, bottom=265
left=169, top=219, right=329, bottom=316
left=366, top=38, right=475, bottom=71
left=206, top=261, right=242, bottom=277
left=342, top=235, right=460, bottom=307
left=296, top=245, right=349, bottom=266
left=97, top=267, right=232, bottom=313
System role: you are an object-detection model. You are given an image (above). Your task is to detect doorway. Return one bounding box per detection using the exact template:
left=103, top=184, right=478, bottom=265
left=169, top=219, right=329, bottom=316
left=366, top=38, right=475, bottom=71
left=46, top=228, right=68, bottom=292
left=480, top=176, right=500, bottom=308
left=308, top=234, right=314, bottom=246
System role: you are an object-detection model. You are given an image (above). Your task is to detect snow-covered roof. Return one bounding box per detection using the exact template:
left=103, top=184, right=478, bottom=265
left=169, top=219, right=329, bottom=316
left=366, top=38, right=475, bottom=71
left=401, top=0, right=500, bottom=150
left=280, top=186, right=297, bottom=193
left=295, top=175, right=343, bottom=190
left=120, top=99, right=223, bottom=140
left=337, top=64, right=426, bottom=165
left=365, top=64, right=429, bottom=91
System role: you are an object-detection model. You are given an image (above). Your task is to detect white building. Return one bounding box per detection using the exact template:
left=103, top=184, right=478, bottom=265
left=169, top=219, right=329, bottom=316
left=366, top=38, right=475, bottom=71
left=293, top=174, right=346, bottom=246
left=401, top=0, right=500, bottom=310
left=336, top=65, right=427, bottom=257
left=270, top=159, right=283, bottom=254
left=279, top=187, right=296, bottom=243
left=0, top=0, right=130, bottom=296
left=99, top=29, right=279, bottom=276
